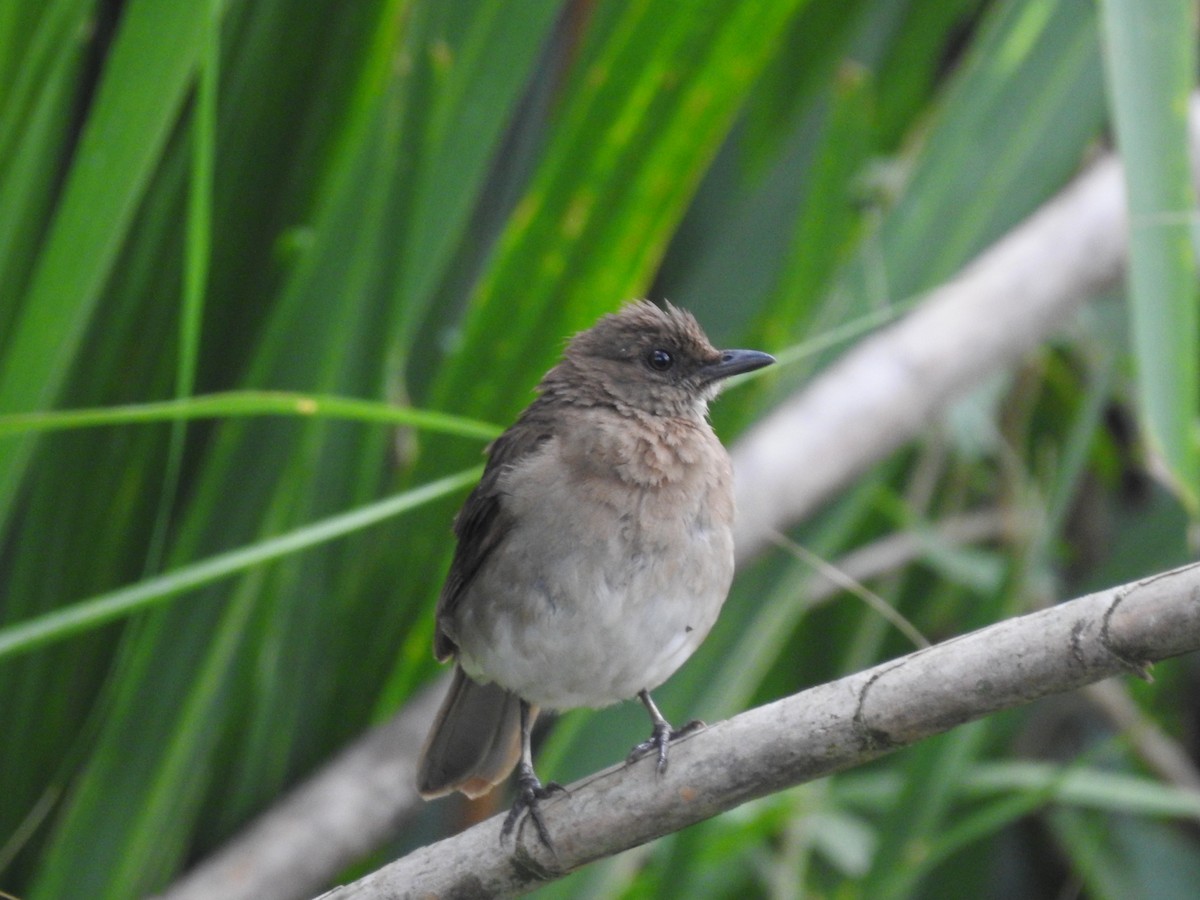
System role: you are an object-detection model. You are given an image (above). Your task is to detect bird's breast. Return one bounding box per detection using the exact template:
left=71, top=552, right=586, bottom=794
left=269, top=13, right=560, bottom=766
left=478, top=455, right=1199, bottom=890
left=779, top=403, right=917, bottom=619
left=452, top=423, right=736, bottom=710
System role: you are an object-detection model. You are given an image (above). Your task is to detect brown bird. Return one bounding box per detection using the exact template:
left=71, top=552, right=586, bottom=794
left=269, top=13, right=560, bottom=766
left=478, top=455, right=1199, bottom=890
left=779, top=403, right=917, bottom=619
left=416, top=301, right=774, bottom=844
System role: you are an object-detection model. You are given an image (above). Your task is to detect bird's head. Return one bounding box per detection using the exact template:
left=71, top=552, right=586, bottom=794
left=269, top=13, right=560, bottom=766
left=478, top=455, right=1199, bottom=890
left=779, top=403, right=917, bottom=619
left=548, top=301, right=775, bottom=419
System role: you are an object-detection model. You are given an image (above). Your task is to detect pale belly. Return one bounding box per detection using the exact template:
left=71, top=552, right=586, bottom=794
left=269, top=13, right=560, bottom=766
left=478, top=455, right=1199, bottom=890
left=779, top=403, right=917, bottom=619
left=451, top=491, right=735, bottom=711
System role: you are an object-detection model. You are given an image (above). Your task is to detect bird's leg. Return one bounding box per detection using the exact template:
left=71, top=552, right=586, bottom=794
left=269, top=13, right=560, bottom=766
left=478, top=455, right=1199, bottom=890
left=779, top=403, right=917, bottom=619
left=501, top=700, right=565, bottom=850
left=626, top=689, right=705, bottom=773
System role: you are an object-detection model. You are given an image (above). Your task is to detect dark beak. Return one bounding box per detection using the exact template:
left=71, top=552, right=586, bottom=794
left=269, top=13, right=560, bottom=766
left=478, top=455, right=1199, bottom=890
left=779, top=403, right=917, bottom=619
left=700, top=349, right=776, bottom=383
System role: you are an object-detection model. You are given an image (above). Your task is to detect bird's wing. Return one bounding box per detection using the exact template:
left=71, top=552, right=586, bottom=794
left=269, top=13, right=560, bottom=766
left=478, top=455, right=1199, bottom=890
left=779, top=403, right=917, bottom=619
left=432, top=402, right=557, bottom=661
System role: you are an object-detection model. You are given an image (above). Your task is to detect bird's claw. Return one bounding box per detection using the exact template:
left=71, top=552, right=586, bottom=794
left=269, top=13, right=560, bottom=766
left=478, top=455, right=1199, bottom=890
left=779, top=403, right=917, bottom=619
left=626, top=718, right=705, bottom=773
left=501, top=763, right=566, bottom=850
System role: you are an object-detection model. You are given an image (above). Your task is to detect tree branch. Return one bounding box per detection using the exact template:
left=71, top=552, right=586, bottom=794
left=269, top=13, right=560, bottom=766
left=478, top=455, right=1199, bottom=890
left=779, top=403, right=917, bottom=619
left=317, top=562, right=1200, bottom=898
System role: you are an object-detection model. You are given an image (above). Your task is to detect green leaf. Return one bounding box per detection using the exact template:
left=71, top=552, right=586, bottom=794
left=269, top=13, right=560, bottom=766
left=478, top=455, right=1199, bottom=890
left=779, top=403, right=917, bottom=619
left=0, top=467, right=482, bottom=665
left=1097, top=0, right=1200, bottom=517
left=0, top=0, right=221, bottom=521
left=0, top=391, right=500, bottom=440
left=430, top=0, right=814, bottom=425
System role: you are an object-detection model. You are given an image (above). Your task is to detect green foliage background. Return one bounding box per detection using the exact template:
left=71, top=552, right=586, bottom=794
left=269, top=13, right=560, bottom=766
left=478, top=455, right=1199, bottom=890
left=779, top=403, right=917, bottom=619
left=0, top=0, right=1197, bottom=897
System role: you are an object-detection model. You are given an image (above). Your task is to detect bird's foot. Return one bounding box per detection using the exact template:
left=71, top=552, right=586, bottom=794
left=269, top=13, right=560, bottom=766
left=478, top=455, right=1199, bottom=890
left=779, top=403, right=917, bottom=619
left=626, top=718, right=705, bottom=773
left=501, top=762, right=566, bottom=850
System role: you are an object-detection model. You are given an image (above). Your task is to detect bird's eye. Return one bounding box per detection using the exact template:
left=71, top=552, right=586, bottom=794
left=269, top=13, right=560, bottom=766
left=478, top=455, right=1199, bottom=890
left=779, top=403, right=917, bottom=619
left=646, top=348, right=674, bottom=371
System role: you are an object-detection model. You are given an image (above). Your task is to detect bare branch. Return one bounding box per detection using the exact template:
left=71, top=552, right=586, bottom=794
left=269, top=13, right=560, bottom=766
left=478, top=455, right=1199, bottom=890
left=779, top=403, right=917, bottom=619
left=318, top=562, right=1200, bottom=899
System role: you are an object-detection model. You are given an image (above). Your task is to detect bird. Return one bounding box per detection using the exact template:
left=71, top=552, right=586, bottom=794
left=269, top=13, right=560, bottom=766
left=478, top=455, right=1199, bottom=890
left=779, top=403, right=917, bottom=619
left=416, top=301, right=774, bottom=845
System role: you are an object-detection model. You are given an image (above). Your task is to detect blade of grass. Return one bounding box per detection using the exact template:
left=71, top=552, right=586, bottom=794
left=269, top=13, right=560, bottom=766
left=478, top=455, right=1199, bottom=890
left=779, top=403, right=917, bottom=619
left=0, top=0, right=91, bottom=337
left=0, top=0, right=223, bottom=523
left=25, top=6, right=437, bottom=892
left=0, top=0, right=89, bottom=170
left=1049, top=807, right=1141, bottom=900
left=965, top=761, right=1200, bottom=820
left=385, top=0, right=563, bottom=347
left=429, top=0, right=814, bottom=426
left=1097, top=0, right=1199, bottom=519
left=0, top=466, right=482, bottom=664
left=0, top=391, right=500, bottom=439
left=746, top=58, right=876, bottom=393
left=859, top=722, right=993, bottom=899
left=144, top=0, right=220, bottom=573
left=843, top=0, right=1107, bottom=305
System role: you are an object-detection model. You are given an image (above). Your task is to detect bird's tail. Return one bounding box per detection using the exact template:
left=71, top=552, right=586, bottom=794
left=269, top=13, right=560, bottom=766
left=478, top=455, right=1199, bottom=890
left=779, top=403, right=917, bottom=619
left=417, top=665, right=527, bottom=799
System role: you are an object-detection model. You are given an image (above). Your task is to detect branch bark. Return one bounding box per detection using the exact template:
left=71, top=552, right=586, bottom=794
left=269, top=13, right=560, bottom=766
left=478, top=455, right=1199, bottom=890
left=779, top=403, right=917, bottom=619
left=318, top=562, right=1200, bottom=898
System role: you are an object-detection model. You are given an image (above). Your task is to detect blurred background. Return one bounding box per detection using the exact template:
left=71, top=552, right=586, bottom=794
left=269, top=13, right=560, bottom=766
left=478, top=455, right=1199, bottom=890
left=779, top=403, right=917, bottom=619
left=1, top=0, right=1198, bottom=897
